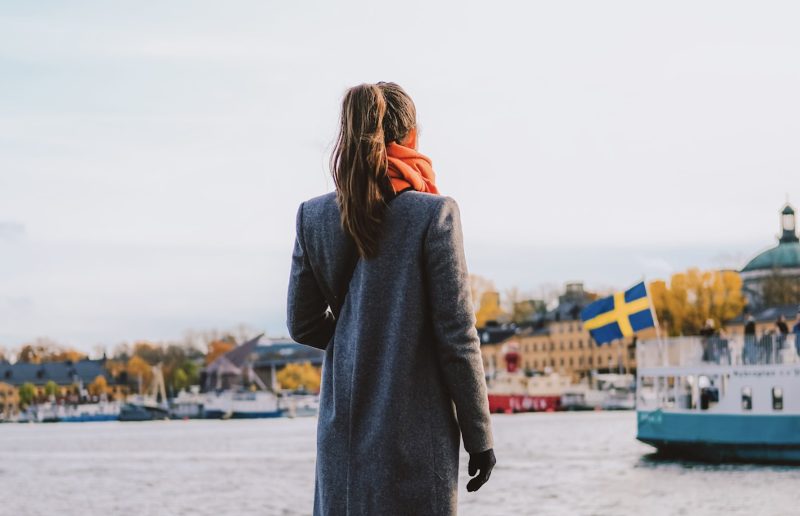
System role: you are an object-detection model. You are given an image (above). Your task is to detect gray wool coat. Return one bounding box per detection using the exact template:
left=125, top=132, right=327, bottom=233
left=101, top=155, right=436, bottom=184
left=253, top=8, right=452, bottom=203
left=286, top=191, right=494, bottom=516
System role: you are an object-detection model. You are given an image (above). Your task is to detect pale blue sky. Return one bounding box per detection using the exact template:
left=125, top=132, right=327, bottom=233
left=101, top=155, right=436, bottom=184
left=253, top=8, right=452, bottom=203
left=2, top=1, right=799, bottom=352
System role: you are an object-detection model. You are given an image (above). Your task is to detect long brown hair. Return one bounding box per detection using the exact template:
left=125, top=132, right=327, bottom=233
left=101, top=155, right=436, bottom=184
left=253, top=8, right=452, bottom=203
left=331, top=82, right=416, bottom=259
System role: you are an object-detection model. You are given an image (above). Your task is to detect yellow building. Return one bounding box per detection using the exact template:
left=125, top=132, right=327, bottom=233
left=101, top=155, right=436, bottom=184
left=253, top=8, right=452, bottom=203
left=482, top=320, right=653, bottom=382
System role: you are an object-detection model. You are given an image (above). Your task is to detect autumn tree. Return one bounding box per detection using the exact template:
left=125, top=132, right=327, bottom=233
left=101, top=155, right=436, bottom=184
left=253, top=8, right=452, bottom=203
left=88, top=375, right=110, bottom=397
left=15, top=338, right=86, bottom=364
left=277, top=362, right=321, bottom=392
left=475, top=291, right=509, bottom=327
left=650, top=268, right=745, bottom=336
left=132, top=341, right=162, bottom=364
left=206, top=338, right=236, bottom=365
left=126, top=355, right=153, bottom=393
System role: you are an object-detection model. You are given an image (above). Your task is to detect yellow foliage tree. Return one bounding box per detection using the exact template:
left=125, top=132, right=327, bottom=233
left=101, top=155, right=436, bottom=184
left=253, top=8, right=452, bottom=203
left=206, top=339, right=235, bottom=365
left=88, top=375, right=110, bottom=397
left=475, top=291, right=509, bottom=327
left=277, top=362, right=321, bottom=392
left=650, top=268, right=744, bottom=336
left=126, top=355, right=153, bottom=393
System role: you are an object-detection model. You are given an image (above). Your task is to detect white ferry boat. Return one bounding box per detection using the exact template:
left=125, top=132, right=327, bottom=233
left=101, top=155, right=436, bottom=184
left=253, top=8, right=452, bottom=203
left=636, top=334, right=800, bottom=463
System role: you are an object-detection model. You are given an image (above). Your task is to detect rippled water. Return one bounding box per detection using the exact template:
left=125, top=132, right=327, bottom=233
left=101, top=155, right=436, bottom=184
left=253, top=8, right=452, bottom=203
left=0, top=412, right=797, bottom=515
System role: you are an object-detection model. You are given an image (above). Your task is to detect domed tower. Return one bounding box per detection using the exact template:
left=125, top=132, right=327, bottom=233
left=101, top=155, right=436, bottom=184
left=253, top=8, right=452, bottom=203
left=740, top=203, right=800, bottom=308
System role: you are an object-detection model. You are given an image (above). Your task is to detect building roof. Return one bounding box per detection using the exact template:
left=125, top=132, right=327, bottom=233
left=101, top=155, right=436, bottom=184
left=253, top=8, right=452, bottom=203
left=741, top=241, right=800, bottom=272
left=253, top=338, right=324, bottom=367
left=0, top=359, right=113, bottom=387
left=742, top=203, right=800, bottom=272
left=477, top=325, right=518, bottom=345
left=205, top=334, right=264, bottom=375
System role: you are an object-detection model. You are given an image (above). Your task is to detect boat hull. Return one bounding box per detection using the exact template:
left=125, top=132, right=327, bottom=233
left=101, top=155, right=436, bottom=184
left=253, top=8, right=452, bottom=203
left=118, top=404, right=169, bottom=422
left=204, top=409, right=282, bottom=419
left=488, top=394, right=561, bottom=414
left=637, top=410, right=800, bottom=464
left=60, top=414, right=119, bottom=423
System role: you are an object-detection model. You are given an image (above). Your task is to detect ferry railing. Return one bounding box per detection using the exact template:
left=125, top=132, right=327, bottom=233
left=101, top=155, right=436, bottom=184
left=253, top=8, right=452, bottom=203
left=637, top=334, right=800, bottom=369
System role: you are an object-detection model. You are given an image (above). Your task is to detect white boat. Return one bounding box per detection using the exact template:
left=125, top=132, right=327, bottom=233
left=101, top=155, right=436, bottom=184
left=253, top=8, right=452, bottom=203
left=279, top=392, right=320, bottom=417
left=204, top=390, right=281, bottom=419
left=17, top=401, right=120, bottom=423
left=170, top=386, right=206, bottom=419
left=561, top=373, right=635, bottom=411
left=636, top=334, right=800, bottom=463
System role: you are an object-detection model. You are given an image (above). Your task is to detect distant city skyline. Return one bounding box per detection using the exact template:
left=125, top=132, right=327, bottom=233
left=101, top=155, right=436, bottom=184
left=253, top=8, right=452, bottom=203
left=3, top=1, right=800, bottom=351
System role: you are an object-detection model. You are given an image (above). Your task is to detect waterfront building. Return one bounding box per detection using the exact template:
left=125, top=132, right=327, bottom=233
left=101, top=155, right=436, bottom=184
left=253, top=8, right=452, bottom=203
left=252, top=337, right=324, bottom=390
left=0, top=359, right=126, bottom=401
left=0, top=381, right=20, bottom=420
left=740, top=203, right=800, bottom=308
left=479, top=282, right=654, bottom=381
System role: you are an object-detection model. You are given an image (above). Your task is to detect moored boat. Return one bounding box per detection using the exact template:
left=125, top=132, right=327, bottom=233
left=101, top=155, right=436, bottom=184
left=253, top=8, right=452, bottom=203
left=487, top=341, right=571, bottom=413
left=204, top=389, right=281, bottom=419
left=119, top=402, right=170, bottom=421
left=561, top=373, right=635, bottom=411
left=636, top=334, right=800, bottom=463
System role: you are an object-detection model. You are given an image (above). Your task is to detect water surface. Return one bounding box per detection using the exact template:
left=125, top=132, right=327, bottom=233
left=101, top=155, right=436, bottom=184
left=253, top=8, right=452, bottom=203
left=0, top=412, right=796, bottom=515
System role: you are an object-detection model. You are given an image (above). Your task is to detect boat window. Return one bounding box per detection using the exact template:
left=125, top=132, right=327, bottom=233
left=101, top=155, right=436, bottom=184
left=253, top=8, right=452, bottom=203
left=772, top=387, right=783, bottom=411
left=741, top=387, right=752, bottom=411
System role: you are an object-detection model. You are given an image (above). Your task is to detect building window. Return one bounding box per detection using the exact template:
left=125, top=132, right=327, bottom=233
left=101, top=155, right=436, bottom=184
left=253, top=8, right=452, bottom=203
left=569, top=357, right=573, bottom=366
left=550, top=343, right=554, bottom=351
left=560, top=342, right=564, bottom=351
left=588, top=356, right=593, bottom=366
left=773, top=387, right=783, bottom=411
left=578, top=340, right=583, bottom=349
left=742, top=387, right=753, bottom=411
left=579, top=357, right=584, bottom=366
left=560, top=358, right=565, bottom=366
left=533, top=344, right=538, bottom=352
left=533, top=360, right=538, bottom=369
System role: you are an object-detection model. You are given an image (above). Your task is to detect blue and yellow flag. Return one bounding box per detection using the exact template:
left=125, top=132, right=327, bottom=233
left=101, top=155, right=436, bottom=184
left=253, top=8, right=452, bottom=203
left=580, top=282, right=656, bottom=345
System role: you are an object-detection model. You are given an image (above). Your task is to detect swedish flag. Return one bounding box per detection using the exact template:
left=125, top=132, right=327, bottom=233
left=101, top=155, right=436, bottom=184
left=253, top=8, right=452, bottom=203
left=580, top=282, right=655, bottom=345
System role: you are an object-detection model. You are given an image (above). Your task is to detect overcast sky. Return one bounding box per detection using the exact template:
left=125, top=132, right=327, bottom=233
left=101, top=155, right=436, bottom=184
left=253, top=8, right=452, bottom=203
left=2, top=1, right=799, bottom=352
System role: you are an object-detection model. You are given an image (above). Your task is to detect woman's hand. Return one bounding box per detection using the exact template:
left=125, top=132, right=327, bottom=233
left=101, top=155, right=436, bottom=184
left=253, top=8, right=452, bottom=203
left=466, top=448, right=496, bottom=492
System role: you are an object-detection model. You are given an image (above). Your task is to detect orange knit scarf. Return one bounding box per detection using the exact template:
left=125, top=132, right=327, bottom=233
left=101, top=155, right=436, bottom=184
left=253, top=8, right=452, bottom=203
left=386, top=141, right=439, bottom=195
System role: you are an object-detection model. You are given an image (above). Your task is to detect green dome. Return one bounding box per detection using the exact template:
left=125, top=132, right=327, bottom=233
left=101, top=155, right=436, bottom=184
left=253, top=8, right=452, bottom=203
left=742, top=241, right=800, bottom=272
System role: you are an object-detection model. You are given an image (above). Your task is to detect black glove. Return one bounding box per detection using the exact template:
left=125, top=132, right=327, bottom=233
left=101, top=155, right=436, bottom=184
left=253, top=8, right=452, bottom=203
left=466, top=448, right=496, bottom=492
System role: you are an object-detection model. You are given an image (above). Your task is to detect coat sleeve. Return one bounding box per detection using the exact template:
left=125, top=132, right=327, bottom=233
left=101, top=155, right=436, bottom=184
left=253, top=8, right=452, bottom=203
left=286, top=202, right=336, bottom=350
left=423, top=197, right=494, bottom=454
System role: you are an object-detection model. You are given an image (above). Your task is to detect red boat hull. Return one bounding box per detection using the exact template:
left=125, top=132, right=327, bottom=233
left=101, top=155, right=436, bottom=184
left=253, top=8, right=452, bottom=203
left=488, top=394, right=561, bottom=414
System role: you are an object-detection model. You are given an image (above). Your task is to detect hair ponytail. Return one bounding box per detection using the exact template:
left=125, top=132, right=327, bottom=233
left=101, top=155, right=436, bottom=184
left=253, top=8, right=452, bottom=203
left=331, top=82, right=416, bottom=259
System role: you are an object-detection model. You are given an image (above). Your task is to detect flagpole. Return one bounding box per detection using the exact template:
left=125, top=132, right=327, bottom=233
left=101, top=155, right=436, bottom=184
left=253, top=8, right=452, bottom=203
left=643, top=279, right=667, bottom=367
